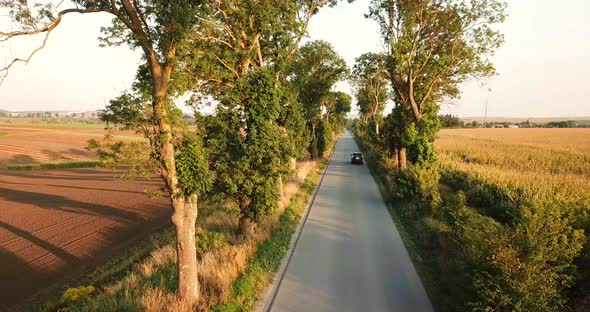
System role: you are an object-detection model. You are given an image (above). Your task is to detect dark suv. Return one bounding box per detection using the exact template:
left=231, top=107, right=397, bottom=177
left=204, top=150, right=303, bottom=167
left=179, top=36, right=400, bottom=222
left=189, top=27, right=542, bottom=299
left=350, top=152, right=364, bottom=164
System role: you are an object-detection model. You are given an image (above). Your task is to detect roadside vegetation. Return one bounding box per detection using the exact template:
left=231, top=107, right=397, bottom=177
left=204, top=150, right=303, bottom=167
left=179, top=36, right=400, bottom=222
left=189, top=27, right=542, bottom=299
left=352, top=1, right=589, bottom=310
left=357, top=126, right=590, bottom=311
left=38, top=156, right=331, bottom=312
left=6, top=160, right=101, bottom=171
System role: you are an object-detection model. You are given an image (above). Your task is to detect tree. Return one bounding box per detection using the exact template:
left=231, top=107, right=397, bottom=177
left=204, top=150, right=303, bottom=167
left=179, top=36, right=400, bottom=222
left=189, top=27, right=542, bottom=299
left=177, top=0, right=351, bottom=99
left=439, top=114, right=465, bottom=128
left=325, top=91, right=352, bottom=133
left=289, top=40, right=348, bottom=159
left=1, top=0, right=211, bottom=304
left=204, top=69, right=289, bottom=235
left=352, top=52, right=389, bottom=136
left=181, top=1, right=349, bottom=235
left=368, top=0, right=506, bottom=166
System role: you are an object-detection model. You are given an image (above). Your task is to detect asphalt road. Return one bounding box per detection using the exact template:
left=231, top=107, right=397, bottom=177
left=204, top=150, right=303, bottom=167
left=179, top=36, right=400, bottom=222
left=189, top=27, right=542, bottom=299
left=268, top=132, right=434, bottom=312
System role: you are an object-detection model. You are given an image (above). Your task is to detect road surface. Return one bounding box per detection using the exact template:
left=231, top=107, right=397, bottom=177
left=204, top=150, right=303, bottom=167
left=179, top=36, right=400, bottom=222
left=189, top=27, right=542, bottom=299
left=268, top=133, right=434, bottom=312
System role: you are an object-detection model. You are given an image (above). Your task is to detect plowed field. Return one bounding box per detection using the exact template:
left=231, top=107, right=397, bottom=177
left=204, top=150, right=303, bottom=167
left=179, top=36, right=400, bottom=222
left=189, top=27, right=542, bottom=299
left=0, top=168, right=170, bottom=310
left=0, top=122, right=136, bottom=167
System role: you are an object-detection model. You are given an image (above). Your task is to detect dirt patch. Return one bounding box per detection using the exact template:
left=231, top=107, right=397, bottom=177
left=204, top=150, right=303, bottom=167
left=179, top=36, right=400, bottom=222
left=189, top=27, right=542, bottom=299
left=0, top=168, right=170, bottom=311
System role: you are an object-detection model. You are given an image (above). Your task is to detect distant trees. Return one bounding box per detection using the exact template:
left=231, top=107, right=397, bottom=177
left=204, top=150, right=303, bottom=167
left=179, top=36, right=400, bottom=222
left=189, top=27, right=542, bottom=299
left=439, top=114, right=465, bottom=128
left=352, top=53, right=389, bottom=136
left=288, top=40, right=349, bottom=159
left=547, top=120, right=577, bottom=128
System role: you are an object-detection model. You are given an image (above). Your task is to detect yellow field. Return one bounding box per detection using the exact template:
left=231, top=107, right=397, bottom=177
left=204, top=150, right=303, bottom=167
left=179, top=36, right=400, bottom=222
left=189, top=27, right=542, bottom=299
left=435, top=128, right=590, bottom=205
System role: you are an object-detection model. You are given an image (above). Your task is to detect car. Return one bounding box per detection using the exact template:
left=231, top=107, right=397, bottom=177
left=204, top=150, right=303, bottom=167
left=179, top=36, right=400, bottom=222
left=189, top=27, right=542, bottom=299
left=350, top=152, right=364, bottom=164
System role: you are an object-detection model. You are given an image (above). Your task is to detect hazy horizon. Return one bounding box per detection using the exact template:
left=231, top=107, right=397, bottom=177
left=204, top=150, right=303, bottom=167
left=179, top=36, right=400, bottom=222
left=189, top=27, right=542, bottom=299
left=1, top=0, right=589, bottom=118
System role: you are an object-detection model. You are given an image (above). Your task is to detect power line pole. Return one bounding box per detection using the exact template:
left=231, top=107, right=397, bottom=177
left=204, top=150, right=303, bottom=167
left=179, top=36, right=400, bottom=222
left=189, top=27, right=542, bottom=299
left=484, top=98, right=488, bottom=128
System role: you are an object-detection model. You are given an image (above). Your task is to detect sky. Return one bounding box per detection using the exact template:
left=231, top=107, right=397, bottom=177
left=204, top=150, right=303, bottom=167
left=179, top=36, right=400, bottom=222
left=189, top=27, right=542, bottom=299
left=1, top=0, right=589, bottom=117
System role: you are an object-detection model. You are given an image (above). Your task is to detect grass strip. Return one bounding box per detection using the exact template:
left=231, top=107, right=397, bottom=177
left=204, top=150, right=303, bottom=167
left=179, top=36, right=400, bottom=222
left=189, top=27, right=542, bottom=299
left=0, top=121, right=107, bottom=128
left=35, top=228, right=175, bottom=312
left=6, top=160, right=101, bottom=171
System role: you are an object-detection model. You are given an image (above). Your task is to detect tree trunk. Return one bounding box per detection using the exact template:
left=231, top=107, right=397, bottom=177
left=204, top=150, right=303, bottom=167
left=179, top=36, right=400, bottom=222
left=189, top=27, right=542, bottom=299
left=375, top=121, right=380, bottom=136
left=278, top=170, right=283, bottom=208
left=239, top=216, right=256, bottom=236
left=398, top=147, right=407, bottom=169
left=238, top=197, right=255, bottom=236
left=171, top=196, right=199, bottom=303
left=149, top=61, right=200, bottom=304
left=310, top=122, right=319, bottom=159
left=390, top=144, right=397, bottom=160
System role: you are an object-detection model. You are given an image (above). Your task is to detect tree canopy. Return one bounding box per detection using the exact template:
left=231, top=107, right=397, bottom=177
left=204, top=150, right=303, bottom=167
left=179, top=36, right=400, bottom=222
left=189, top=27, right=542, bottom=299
left=367, top=0, right=506, bottom=167
left=288, top=40, right=349, bottom=158
left=352, top=52, right=389, bottom=135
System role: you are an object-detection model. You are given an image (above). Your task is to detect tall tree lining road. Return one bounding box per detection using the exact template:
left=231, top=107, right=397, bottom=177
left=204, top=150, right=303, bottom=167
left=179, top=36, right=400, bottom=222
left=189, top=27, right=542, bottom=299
left=269, top=132, right=433, bottom=312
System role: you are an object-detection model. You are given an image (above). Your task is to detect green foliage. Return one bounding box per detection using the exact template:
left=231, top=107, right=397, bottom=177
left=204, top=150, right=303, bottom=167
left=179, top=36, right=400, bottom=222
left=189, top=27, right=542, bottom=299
left=442, top=196, right=585, bottom=311
left=393, top=164, right=441, bottom=212
left=290, top=40, right=349, bottom=119
left=195, top=231, right=227, bottom=258
left=278, top=84, right=310, bottom=160
left=61, top=286, right=96, bottom=304
left=546, top=120, right=578, bottom=128
left=206, top=69, right=288, bottom=221
left=352, top=52, right=389, bottom=133
left=317, top=119, right=333, bottom=158
left=368, top=0, right=506, bottom=166
left=175, top=135, right=213, bottom=197
left=289, top=40, right=349, bottom=158
left=355, top=130, right=587, bottom=311
left=406, top=107, right=441, bottom=165
left=325, top=91, right=352, bottom=134
left=439, top=114, right=465, bottom=128
left=440, top=168, right=526, bottom=224
left=6, top=161, right=100, bottom=171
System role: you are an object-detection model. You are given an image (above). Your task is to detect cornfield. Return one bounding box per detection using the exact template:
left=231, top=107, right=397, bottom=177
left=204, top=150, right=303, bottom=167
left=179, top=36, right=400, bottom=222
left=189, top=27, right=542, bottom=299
left=436, top=128, right=590, bottom=207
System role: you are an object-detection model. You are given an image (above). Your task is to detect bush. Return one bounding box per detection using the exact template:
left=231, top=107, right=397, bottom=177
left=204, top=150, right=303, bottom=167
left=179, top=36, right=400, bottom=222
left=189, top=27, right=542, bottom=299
left=393, top=164, right=441, bottom=213
left=61, top=286, right=96, bottom=303
left=443, top=194, right=586, bottom=312
left=440, top=168, right=526, bottom=224
left=196, top=230, right=227, bottom=258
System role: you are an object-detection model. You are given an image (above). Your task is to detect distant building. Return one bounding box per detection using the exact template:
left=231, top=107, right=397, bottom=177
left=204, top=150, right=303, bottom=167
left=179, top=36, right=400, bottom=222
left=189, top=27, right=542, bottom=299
left=507, top=124, right=519, bottom=128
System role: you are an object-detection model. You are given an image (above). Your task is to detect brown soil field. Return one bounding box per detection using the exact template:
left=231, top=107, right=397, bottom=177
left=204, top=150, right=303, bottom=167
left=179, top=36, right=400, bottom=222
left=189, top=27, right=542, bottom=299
left=0, top=168, right=170, bottom=311
left=0, top=122, right=136, bottom=168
